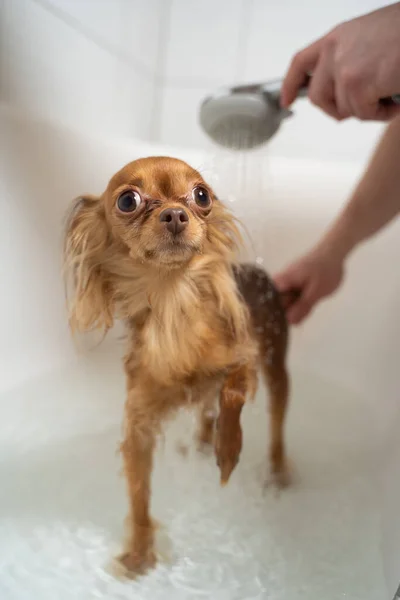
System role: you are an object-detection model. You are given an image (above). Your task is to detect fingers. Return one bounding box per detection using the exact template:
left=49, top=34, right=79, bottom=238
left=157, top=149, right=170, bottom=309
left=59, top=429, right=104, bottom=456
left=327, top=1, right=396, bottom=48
left=353, top=98, right=400, bottom=121
left=285, top=284, right=317, bottom=325
left=335, top=73, right=392, bottom=121
left=274, top=267, right=319, bottom=325
left=377, top=103, right=400, bottom=121
left=307, top=50, right=342, bottom=120
left=332, top=66, right=354, bottom=119
left=281, top=39, right=322, bottom=107
left=274, top=270, right=308, bottom=325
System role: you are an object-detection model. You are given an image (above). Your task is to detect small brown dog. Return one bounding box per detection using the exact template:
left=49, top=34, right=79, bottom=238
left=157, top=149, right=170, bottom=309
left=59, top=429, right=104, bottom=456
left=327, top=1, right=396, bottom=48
left=64, top=157, right=292, bottom=575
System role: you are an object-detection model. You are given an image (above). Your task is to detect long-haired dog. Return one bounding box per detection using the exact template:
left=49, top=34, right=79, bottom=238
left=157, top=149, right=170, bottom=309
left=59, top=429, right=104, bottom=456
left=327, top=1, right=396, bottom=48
left=64, top=157, right=293, bottom=576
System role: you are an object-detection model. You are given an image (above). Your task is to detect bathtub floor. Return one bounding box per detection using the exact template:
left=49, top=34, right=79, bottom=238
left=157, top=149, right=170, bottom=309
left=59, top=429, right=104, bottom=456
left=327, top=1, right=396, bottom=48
left=0, top=348, right=386, bottom=600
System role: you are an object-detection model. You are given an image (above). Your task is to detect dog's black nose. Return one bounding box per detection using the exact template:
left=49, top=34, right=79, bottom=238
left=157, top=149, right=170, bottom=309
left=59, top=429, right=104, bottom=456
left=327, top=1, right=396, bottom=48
left=159, top=208, right=189, bottom=235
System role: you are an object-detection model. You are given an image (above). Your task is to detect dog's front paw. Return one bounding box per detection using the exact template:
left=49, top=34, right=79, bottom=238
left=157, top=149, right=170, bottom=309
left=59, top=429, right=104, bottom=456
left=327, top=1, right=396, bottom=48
left=118, top=521, right=157, bottom=578
left=117, top=547, right=157, bottom=578
left=197, top=408, right=216, bottom=454
left=215, top=415, right=243, bottom=485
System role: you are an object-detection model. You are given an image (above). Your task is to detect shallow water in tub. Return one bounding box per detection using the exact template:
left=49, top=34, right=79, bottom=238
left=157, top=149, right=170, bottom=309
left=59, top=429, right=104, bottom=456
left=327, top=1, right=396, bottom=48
left=0, top=349, right=386, bottom=599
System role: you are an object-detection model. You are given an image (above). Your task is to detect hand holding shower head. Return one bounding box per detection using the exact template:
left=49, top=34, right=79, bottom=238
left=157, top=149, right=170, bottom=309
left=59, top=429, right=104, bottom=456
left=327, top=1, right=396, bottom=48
left=199, top=78, right=400, bottom=151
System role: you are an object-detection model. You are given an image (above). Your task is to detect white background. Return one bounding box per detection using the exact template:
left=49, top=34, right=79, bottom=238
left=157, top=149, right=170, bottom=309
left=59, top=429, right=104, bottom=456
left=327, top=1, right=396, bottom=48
left=0, top=0, right=390, bottom=161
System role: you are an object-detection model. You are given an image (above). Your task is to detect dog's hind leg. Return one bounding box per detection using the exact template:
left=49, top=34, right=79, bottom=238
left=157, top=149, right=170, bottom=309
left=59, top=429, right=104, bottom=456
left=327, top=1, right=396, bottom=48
left=262, top=359, right=290, bottom=487
left=197, top=391, right=218, bottom=453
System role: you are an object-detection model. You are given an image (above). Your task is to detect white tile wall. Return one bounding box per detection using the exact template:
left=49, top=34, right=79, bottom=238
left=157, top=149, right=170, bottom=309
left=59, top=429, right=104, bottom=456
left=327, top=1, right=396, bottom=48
left=47, top=0, right=163, bottom=75
left=164, top=0, right=244, bottom=84
left=44, top=0, right=125, bottom=53
left=159, top=84, right=215, bottom=149
left=0, top=0, right=163, bottom=140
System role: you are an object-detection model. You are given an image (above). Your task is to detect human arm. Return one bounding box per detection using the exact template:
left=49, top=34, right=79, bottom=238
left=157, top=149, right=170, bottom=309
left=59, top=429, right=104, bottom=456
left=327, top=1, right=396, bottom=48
left=274, top=115, right=400, bottom=324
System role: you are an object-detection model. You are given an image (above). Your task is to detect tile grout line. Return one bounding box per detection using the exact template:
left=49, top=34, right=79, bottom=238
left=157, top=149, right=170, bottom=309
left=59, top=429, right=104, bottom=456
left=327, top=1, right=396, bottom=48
left=148, top=0, right=174, bottom=142
left=31, top=0, right=156, bottom=82
left=157, top=0, right=256, bottom=90
left=28, top=0, right=231, bottom=92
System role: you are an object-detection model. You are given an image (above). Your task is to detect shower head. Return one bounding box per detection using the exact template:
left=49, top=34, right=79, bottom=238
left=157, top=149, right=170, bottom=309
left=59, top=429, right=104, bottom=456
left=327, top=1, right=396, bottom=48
left=199, top=79, right=307, bottom=151
left=200, top=77, right=400, bottom=151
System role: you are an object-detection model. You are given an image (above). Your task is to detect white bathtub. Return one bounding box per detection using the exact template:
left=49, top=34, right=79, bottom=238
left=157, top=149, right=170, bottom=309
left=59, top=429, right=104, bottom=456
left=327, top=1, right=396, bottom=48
left=1, top=105, right=399, bottom=600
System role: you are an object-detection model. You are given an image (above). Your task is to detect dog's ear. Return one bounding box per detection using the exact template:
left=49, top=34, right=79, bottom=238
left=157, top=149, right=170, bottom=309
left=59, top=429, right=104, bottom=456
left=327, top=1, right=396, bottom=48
left=64, top=195, right=114, bottom=334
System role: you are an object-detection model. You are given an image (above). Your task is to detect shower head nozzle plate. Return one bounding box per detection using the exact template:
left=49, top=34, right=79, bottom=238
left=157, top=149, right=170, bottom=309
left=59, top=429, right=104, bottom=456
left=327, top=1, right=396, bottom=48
left=199, top=83, right=292, bottom=151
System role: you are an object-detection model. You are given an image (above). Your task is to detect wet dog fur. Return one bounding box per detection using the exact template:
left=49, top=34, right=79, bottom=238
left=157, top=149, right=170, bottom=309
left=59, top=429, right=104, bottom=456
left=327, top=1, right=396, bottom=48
left=64, top=156, right=292, bottom=575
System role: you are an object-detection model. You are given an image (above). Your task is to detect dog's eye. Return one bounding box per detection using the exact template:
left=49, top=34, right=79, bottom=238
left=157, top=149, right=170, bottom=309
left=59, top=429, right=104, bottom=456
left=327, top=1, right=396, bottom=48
left=117, top=191, right=141, bottom=213
left=192, top=186, right=211, bottom=208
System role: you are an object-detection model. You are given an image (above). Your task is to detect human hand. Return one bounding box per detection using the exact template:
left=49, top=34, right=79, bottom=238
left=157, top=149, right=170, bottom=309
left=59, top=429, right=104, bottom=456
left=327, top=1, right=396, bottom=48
left=281, top=3, right=400, bottom=121
left=274, top=246, right=345, bottom=324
